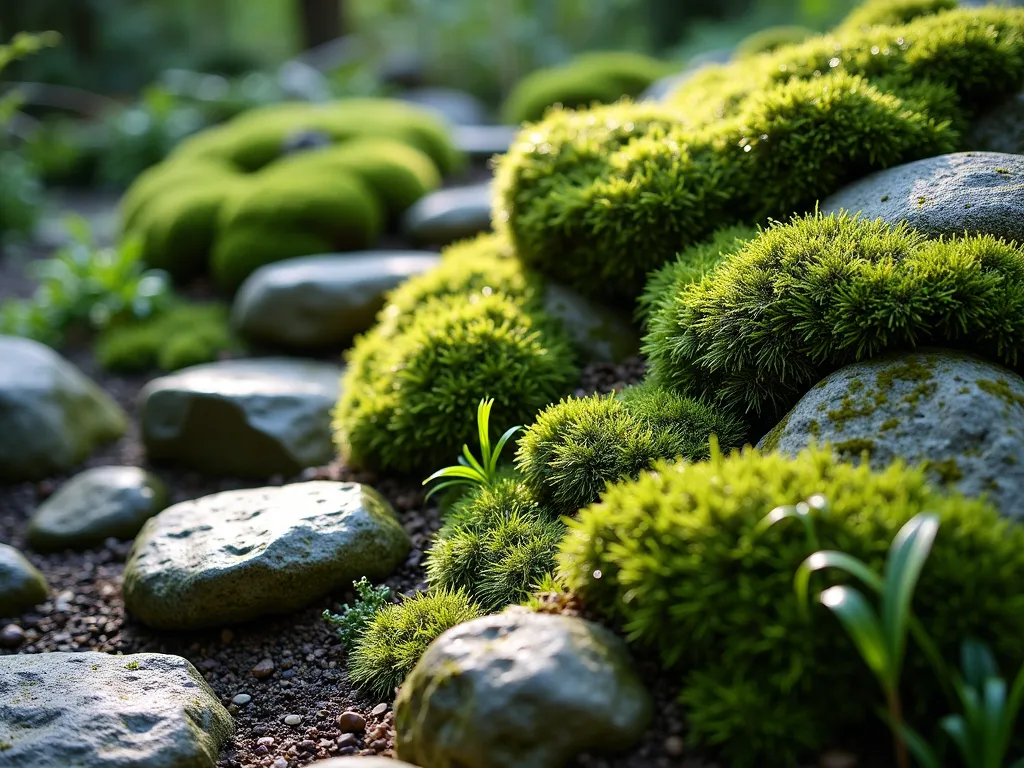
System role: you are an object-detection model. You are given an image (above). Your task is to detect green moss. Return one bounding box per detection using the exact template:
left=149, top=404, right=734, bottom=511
left=646, top=214, right=1024, bottom=423
left=124, top=661, right=140, bottom=670
left=501, top=51, right=672, bottom=125
left=881, top=417, right=900, bottom=431
left=834, top=437, right=876, bottom=455
left=977, top=378, right=1024, bottom=410
left=927, top=457, right=964, bottom=484
left=734, top=26, right=815, bottom=58
left=559, top=447, right=1024, bottom=766
left=838, top=0, right=957, bottom=31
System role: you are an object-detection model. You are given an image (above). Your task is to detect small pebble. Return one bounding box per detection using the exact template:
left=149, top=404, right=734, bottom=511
left=232, top=693, right=251, bottom=706
left=251, top=658, right=275, bottom=679
left=664, top=735, right=685, bottom=757
left=337, top=711, right=366, bottom=732
left=273, top=758, right=288, bottom=768
left=0, top=624, right=26, bottom=649
left=821, top=750, right=858, bottom=768
left=256, top=736, right=275, bottom=747
left=371, top=702, right=388, bottom=717
left=298, top=740, right=316, bottom=752
left=338, top=734, right=358, bottom=748
left=370, top=739, right=388, bottom=752
left=283, top=714, right=302, bottom=726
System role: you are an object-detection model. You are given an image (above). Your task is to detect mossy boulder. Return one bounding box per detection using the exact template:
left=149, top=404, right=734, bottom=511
left=821, top=151, right=1024, bottom=244
left=122, top=482, right=409, bottom=629
left=0, top=652, right=233, bottom=767
left=758, top=349, right=1024, bottom=518
left=0, top=544, right=47, bottom=617
left=0, top=336, right=126, bottom=482
left=395, top=610, right=652, bottom=768
left=27, top=467, right=168, bottom=553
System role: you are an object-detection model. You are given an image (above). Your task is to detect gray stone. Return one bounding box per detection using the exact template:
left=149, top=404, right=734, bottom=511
left=758, top=350, right=1024, bottom=517
left=122, top=481, right=410, bottom=629
left=402, top=183, right=492, bottom=247
left=453, top=125, right=518, bottom=160
left=397, top=87, right=490, bottom=126
left=232, top=252, right=440, bottom=350
left=544, top=283, right=640, bottom=363
left=0, top=651, right=232, bottom=767
left=0, top=544, right=47, bottom=617
left=968, top=92, right=1024, bottom=155
left=139, top=357, right=342, bottom=477
left=821, top=151, right=1024, bottom=243
left=0, top=336, right=126, bottom=482
left=27, top=466, right=168, bottom=553
left=395, top=609, right=651, bottom=768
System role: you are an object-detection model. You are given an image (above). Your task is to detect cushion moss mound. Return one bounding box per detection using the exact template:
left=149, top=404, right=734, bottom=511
left=335, top=291, right=578, bottom=475
left=495, top=5, right=1024, bottom=305
left=501, top=51, right=673, bottom=125
left=558, top=446, right=1024, bottom=766
left=644, top=212, right=1024, bottom=425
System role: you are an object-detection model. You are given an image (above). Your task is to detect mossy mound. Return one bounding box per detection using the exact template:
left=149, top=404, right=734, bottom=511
left=95, top=302, right=241, bottom=373
left=644, top=212, right=1024, bottom=426
left=121, top=100, right=459, bottom=287
left=501, top=51, right=674, bottom=125
left=334, top=291, right=578, bottom=476
left=838, top=0, right=957, bottom=32
left=558, top=446, right=1024, bottom=765
left=733, top=25, right=815, bottom=58
left=495, top=5, right=1024, bottom=304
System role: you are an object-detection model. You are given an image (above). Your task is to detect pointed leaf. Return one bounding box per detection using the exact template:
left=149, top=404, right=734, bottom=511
left=461, top=444, right=486, bottom=476
left=422, top=465, right=486, bottom=485
left=881, top=513, right=939, bottom=669
left=795, top=550, right=882, bottom=620
left=477, top=398, right=493, bottom=465
left=424, top=479, right=474, bottom=502
left=488, top=424, right=522, bottom=477
left=892, top=721, right=942, bottom=768
left=819, top=586, right=893, bottom=685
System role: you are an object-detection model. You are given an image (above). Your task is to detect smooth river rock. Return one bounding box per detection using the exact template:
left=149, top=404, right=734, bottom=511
left=0, top=651, right=233, bottom=767
left=759, top=350, right=1024, bottom=517
left=395, top=609, right=652, bottom=768
left=402, top=183, right=492, bottom=247
left=0, top=544, right=47, bottom=617
left=139, top=357, right=342, bottom=477
left=232, top=251, right=441, bottom=350
left=821, top=151, right=1024, bottom=243
left=27, top=466, right=168, bottom=552
left=0, top=336, right=126, bottom=482
left=544, top=283, right=640, bottom=363
left=122, top=481, right=410, bottom=629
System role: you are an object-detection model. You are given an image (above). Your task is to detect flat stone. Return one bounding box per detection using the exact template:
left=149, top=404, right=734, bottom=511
left=397, top=87, right=489, bottom=126
left=232, top=252, right=440, bottom=350
left=968, top=91, right=1024, bottom=154
left=27, top=466, right=168, bottom=553
left=452, top=125, right=518, bottom=160
left=402, top=183, right=492, bottom=247
left=821, top=151, right=1024, bottom=243
left=395, top=609, right=651, bottom=768
left=0, top=544, right=47, bottom=617
left=122, top=481, right=410, bottom=629
left=544, top=283, right=640, bottom=363
left=0, top=651, right=232, bottom=767
left=139, top=357, right=342, bottom=477
left=758, top=349, right=1024, bottom=518
left=0, top=336, right=126, bottom=482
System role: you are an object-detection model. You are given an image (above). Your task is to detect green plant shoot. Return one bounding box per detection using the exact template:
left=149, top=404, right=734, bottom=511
left=422, top=397, right=521, bottom=501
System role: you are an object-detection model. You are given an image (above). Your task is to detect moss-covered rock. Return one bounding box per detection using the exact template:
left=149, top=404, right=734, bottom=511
left=0, top=543, right=47, bottom=617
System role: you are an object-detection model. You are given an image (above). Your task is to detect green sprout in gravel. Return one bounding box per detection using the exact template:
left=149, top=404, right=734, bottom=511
left=322, top=577, right=392, bottom=651
left=422, top=397, right=522, bottom=501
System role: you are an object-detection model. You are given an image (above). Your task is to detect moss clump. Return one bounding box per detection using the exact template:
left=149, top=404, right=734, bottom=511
left=496, top=6, right=1024, bottom=305
left=501, top=51, right=673, bottom=125
left=335, top=292, right=578, bottom=475
left=977, top=378, right=1024, bottom=410
left=515, top=379, right=747, bottom=515
left=348, top=589, right=483, bottom=698
left=833, top=437, right=876, bottom=455
left=95, top=303, right=241, bottom=372
left=838, top=0, right=957, bottom=32
left=645, top=213, right=1024, bottom=424
left=558, top=447, right=1024, bottom=766
left=425, top=479, right=562, bottom=611
left=734, top=25, right=815, bottom=58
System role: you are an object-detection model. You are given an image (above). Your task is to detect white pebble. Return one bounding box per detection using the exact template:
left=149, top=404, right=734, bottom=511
left=283, top=714, right=302, bottom=726
left=232, top=693, right=251, bottom=706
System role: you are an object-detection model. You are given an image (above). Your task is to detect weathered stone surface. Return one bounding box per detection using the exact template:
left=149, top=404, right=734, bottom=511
left=139, top=357, right=342, bottom=477
left=0, top=651, right=232, bottom=767
left=543, top=283, right=640, bottom=363
left=123, top=481, right=410, bottom=629
left=758, top=350, right=1024, bottom=517
left=395, top=609, right=652, bottom=768
left=452, top=125, right=518, bottom=160
left=28, top=466, right=168, bottom=553
left=397, top=87, right=489, bottom=126
left=968, top=92, right=1024, bottom=155
left=402, top=183, right=492, bottom=247
left=232, top=252, right=440, bottom=350
left=0, top=336, right=126, bottom=481
left=0, top=544, right=47, bottom=617
left=821, top=152, right=1024, bottom=243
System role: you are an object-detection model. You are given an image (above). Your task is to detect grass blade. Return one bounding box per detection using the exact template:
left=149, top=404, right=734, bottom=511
left=477, top=398, right=493, bottom=466
left=489, top=424, right=522, bottom=477
left=820, top=585, right=891, bottom=682
left=881, top=513, right=939, bottom=670
left=461, top=444, right=487, bottom=476
left=424, top=479, right=474, bottom=501
left=795, top=550, right=882, bottom=620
